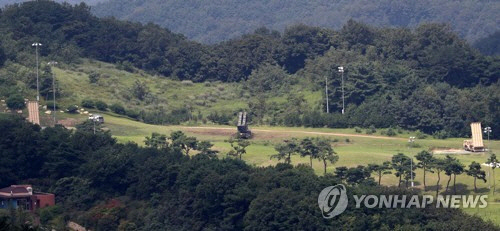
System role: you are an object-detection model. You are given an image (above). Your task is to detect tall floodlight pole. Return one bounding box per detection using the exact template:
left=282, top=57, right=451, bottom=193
left=338, top=66, right=345, bottom=114
left=325, top=75, right=329, bottom=113
left=484, top=127, right=492, bottom=151
left=32, top=42, right=42, bottom=101
left=47, top=61, right=58, bottom=125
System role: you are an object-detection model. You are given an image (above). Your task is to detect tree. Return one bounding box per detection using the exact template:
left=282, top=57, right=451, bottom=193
left=415, top=151, right=434, bottom=191
left=6, top=94, right=25, bottom=110
left=444, top=155, right=464, bottom=194
left=346, top=165, right=372, bottom=185
left=299, top=138, right=319, bottom=168
left=334, top=166, right=348, bottom=181
left=315, top=138, right=338, bottom=174
left=169, top=131, right=198, bottom=155
left=431, top=158, right=446, bottom=197
left=144, top=133, right=168, bottom=149
left=486, top=154, right=498, bottom=194
left=197, top=141, right=218, bottom=158
left=110, top=103, right=126, bottom=115
left=466, top=161, right=487, bottom=193
left=368, top=161, right=392, bottom=185
left=391, top=153, right=411, bottom=188
left=271, top=138, right=299, bottom=164
left=228, top=138, right=250, bottom=160
left=95, top=100, right=108, bottom=111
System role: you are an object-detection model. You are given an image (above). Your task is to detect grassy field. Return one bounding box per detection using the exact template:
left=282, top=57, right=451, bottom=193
left=48, top=59, right=320, bottom=118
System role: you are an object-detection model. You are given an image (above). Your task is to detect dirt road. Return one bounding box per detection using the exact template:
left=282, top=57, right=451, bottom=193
left=183, top=126, right=407, bottom=140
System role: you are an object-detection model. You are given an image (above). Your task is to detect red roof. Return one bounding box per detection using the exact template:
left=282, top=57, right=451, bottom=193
left=0, top=185, right=33, bottom=198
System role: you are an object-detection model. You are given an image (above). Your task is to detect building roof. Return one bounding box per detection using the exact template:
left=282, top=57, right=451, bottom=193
left=0, top=185, right=33, bottom=198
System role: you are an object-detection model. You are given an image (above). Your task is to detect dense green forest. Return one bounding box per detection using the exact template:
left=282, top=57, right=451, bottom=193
left=0, top=0, right=103, bottom=6
left=0, top=1, right=499, bottom=139
left=1, top=114, right=499, bottom=230
left=92, top=0, right=500, bottom=43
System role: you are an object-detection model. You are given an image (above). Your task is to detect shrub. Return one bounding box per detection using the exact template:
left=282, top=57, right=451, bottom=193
left=6, top=94, right=25, bottom=110
left=365, top=125, right=376, bottom=135
left=66, top=105, right=78, bottom=114
left=432, top=130, right=449, bottom=139
left=81, top=99, right=95, bottom=108
left=88, top=71, right=100, bottom=83
left=354, top=127, right=362, bottom=133
left=45, top=101, right=59, bottom=110
left=126, top=109, right=140, bottom=119
left=415, top=130, right=428, bottom=139
left=386, top=128, right=396, bottom=137
left=95, top=100, right=108, bottom=111
left=110, top=103, right=126, bottom=115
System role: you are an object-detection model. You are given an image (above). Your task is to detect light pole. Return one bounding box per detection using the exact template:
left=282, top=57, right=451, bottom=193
left=408, top=136, right=416, bottom=188
left=338, top=66, right=345, bottom=114
left=32, top=42, right=42, bottom=101
left=484, top=126, right=492, bottom=151
left=47, top=61, right=58, bottom=125
left=325, top=75, right=329, bottom=113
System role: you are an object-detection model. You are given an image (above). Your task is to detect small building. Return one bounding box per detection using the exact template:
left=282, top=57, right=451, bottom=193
left=0, top=185, right=55, bottom=211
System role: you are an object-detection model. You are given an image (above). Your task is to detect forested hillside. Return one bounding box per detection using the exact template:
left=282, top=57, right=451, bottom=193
left=92, top=0, right=500, bottom=43
left=0, top=0, right=103, bottom=6
left=0, top=1, right=499, bottom=138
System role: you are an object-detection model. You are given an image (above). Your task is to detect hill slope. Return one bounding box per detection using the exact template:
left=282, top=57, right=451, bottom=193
left=92, top=0, right=500, bottom=43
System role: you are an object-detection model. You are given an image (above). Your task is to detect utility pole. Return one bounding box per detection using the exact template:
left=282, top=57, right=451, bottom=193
left=338, top=66, right=345, bottom=114
left=484, top=126, right=492, bottom=151
left=325, top=76, right=329, bottom=113
left=32, top=42, right=42, bottom=101
left=47, top=61, right=58, bottom=125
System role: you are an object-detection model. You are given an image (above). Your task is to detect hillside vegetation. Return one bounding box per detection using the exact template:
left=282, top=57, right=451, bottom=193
left=92, top=0, right=500, bottom=43
left=0, top=1, right=499, bottom=139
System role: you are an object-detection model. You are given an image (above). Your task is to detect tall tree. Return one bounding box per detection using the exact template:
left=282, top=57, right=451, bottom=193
left=228, top=138, right=250, bottom=160
left=170, top=131, right=198, bottom=155
left=299, top=138, right=319, bottom=167
left=466, top=161, right=487, bottom=193
left=391, top=153, right=412, bottom=188
left=431, top=158, right=446, bottom=197
left=486, top=154, right=498, bottom=194
left=444, top=155, right=464, bottom=194
left=197, top=141, right=219, bottom=158
left=415, top=151, right=434, bottom=191
left=315, top=138, right=338, bottom=174
left=144, top=132, right=168, bottom=149
left=271, top=138, right=300, bottom=164
left=368, top=161, right=392, bottom=185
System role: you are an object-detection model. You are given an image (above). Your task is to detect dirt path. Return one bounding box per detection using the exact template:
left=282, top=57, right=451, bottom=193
left=183, top=126, right=406, bottom=140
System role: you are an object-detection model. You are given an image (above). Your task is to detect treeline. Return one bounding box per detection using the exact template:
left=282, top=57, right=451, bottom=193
left=1, top=115, right=499, bottom=230
left=92, top=0, right=500, bottom=43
